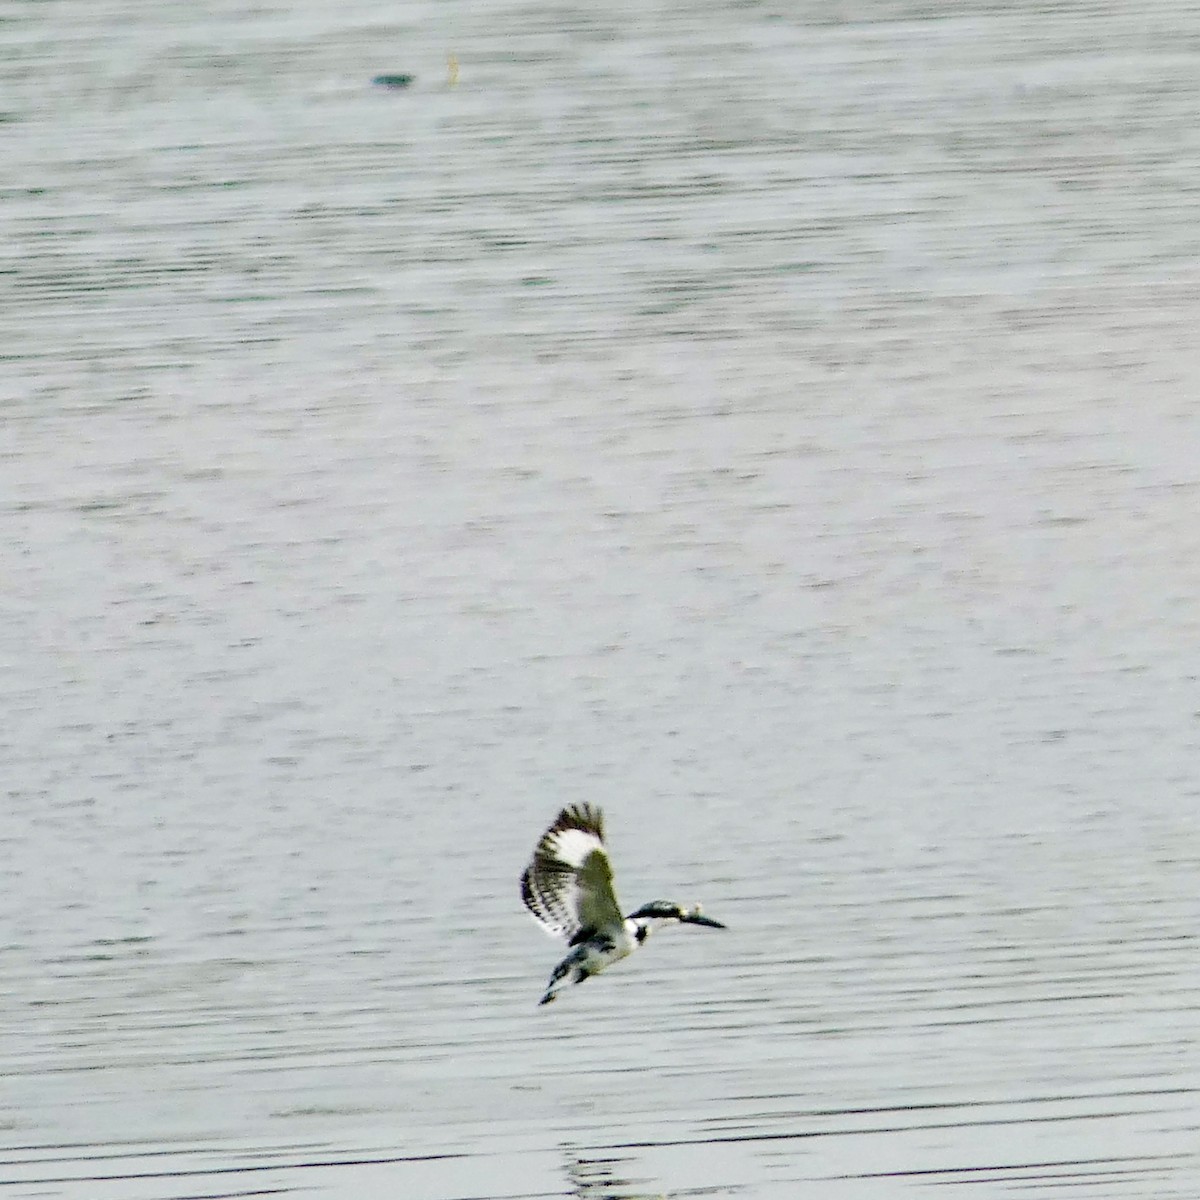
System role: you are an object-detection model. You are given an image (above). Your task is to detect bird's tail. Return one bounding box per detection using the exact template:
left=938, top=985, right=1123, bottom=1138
left=538, top=954, right=584, bottom=1005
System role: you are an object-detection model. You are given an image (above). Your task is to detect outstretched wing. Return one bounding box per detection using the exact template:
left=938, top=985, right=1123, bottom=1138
left=521, top=803, right=625, bottom=942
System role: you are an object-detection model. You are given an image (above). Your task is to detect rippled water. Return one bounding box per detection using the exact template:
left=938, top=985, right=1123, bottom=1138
left=3, top=0, right=1200, bottom=1196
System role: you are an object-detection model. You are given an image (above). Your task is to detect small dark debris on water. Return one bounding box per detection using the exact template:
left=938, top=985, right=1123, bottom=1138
left=372, top=74, right=414, bottom=89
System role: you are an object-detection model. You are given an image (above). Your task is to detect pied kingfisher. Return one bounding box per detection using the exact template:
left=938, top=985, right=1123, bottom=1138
left=520, top=803, right=726, bottom=1005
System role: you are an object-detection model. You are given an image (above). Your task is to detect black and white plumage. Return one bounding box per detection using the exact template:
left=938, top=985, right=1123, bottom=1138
left=521, top=803, right=726, bottom=1005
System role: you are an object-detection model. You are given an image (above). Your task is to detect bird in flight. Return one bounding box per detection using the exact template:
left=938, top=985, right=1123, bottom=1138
left=521, top=803, right=726, bottom=1005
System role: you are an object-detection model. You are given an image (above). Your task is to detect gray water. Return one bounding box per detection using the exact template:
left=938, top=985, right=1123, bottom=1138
left=3, top=0, right=1200, bottom=1196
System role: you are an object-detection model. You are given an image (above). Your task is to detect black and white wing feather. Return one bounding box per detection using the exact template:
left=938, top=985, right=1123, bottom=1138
left=521, top=803, right=624, bottom=944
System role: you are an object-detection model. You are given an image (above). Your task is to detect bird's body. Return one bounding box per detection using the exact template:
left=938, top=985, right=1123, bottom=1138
left=520, top=803, right=725, bottom=1005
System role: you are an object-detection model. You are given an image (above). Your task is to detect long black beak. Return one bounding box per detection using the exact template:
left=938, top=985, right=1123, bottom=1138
left=682, top=913, right=726, bottom=929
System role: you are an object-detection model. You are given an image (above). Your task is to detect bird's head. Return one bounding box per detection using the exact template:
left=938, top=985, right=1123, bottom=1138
left=627, top=900, right=727, bottom=938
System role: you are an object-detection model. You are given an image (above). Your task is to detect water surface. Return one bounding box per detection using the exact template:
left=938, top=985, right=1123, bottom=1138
left=3, top=0, right=1199, bottom=1196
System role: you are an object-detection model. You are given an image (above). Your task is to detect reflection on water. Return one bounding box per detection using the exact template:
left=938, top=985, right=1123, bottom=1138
left=565, top=1149, right=666, bottom=1200
left=3, top=0, right=1200, bottom=1196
